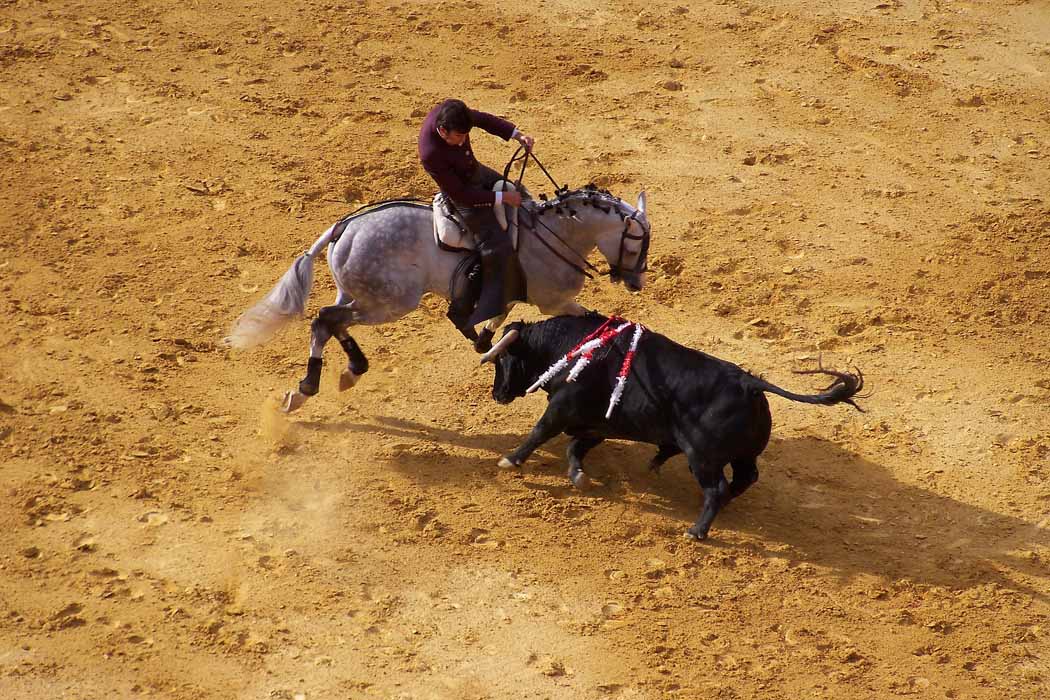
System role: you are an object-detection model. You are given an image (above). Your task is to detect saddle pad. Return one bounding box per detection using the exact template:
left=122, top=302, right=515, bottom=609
left=433, top=192, right=475, bottom=252
left=432, top=182, right=520, bottom=253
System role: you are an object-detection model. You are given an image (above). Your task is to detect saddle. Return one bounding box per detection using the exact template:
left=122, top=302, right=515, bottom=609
left=433, top=181, right=520, bottom=253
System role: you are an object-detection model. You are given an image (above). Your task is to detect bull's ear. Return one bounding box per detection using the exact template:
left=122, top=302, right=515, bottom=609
left=636, top=191, right=647, bottom=215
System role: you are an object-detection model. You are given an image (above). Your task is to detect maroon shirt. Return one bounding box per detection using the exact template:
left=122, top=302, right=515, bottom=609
left=418, top=101, right=516, bottom=207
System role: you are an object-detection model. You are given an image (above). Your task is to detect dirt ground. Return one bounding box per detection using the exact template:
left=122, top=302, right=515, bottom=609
left=2, top=0, right=1049, bottom=698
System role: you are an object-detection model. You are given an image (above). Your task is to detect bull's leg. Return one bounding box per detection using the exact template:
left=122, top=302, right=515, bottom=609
left=566, top=436, right=602, bottom=489
left=685, top=459, right=731, bottom=541
left=499, top=405, right=568, bottom=469
left=728, top=458, right=758, bottom=499
left=647, top=444, right=682, bottom=474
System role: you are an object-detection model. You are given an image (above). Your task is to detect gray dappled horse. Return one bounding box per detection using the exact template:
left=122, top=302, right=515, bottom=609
left=225, top=185, right=651, bottom=412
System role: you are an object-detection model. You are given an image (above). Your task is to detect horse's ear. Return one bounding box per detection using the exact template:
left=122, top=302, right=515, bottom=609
left=637, top=191, right=647, bottom=215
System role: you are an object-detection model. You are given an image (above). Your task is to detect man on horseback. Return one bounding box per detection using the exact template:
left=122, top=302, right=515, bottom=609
left=418, top=98, right=534, bottom=343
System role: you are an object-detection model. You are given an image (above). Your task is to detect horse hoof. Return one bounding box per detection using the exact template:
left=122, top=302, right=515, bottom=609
left=684, top=529, right=707, bottom=542
left=474, top=335, right=493, bottom=354
left=571, top=472, right=590, bottom=490
left=498, top=457, right=518, bottom=469
left=282, top=391, right=309, bottom=413
left=339, top=370, right=362, bottom=392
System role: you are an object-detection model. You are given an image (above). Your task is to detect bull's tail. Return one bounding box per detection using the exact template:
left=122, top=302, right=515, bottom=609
left=748, top=366, right=865, bottom=411
left=223, top=225, right=336, bottom=349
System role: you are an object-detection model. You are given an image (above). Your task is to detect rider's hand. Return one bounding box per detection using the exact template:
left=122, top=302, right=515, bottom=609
left=517, top=133, right=535, bottom=152
left=503, top=190, right=523, bottom=208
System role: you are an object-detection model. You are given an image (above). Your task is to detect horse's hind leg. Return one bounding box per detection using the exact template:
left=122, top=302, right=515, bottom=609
left=328, top=292, right=368, bottom=389
left=311, top=303, right=370, bottom=392
left=283, top=302, right=366, bottom=412
left=336, top=332, right=368, bottom=391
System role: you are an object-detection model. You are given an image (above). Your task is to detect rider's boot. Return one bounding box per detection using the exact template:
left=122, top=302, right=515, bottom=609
left=446, top=256, right=482, bottom=344
left=466, top=228, right=526, bottom=330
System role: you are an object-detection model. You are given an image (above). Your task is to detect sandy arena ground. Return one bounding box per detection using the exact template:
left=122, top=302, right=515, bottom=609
left=2, top=0, right=1049, bottom=698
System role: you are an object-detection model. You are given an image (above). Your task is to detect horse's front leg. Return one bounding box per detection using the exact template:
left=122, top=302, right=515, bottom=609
left=474, top=306, right=514, bottom=353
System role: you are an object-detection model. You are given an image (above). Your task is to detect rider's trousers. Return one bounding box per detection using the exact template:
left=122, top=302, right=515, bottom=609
left=466, top=222, right=526, bottom=327
left=450, top=165, right=527, bottom=328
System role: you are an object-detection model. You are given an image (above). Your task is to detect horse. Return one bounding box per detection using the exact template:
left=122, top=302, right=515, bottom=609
left=225, top=184, right=652, bottom=412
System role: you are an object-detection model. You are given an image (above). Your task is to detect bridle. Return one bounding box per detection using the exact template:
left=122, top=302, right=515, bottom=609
left=610, top=209, right=650, bottom=281
left=502, top=147, right=650, bottom=282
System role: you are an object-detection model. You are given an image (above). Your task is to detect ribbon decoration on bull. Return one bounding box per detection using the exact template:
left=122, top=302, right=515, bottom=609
left=526, top=315, right=646, bottom=419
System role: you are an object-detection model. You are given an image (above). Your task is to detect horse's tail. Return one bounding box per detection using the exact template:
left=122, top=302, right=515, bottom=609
left=224, top=225, right=336, bottom=349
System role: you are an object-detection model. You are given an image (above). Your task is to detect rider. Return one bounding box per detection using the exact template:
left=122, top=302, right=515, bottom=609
left=418, top=98, right=535, bottom=342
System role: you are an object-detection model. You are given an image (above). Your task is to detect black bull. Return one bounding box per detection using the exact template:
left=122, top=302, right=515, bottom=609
left=482, top=314, right=864, bottom=540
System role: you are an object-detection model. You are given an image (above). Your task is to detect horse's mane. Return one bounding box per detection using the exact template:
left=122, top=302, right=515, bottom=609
left=526, top=184, right=635, bottom=218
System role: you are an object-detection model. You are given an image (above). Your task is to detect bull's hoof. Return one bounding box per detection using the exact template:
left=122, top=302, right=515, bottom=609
left=281, top=390, right=309, bottom=413
left=570, top=471, right=590, bottom=490
left=684, top=528, right=708, bottom=541
left=498, top=456, right=520, bottom=469
left=339, top=370, right=363, bottom=392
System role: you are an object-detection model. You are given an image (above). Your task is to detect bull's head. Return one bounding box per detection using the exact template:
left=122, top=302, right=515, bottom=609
left=479, top=323, right=528, bottom=405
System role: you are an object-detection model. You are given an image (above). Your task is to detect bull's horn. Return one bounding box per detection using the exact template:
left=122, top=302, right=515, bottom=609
left=479, top=329, right=520, bottom=364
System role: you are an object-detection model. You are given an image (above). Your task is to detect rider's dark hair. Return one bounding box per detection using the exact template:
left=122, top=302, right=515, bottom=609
left=435, top=99, right=472, bottom=133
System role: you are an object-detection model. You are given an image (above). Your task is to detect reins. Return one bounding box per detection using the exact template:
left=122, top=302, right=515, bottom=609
left=520, top=208, right=601, bottom=280
left=502, top=144, right=566, bottom=195
left=501, top=148, right=598, bottom=278
left=500, top=148, right=650, bottom=281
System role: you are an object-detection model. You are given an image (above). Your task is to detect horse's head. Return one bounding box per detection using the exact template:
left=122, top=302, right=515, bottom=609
left=526, top=185, right=651, bottom=292
left=591, top=190, right=650, bottom=292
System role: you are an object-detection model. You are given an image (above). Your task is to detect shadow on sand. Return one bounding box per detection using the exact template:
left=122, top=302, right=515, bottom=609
left=300, top=415, right=1049, bottom=601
